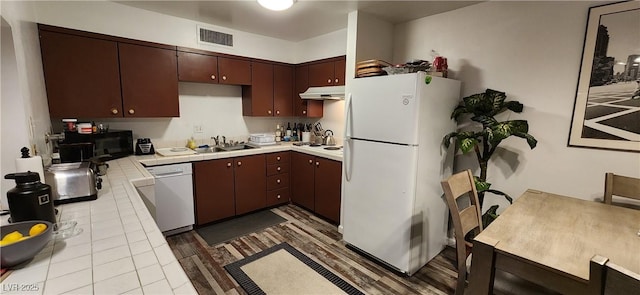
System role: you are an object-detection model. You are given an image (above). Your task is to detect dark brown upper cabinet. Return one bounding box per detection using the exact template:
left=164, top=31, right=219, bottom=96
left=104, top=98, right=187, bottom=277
left=178, top=51, right=219, bottom=83
left=38, top=24, right=179, bottom=118
left=308, top=56, right=346, bottom=87
left=242, top=61, right=274, bottom=116
left=218, top=57, right=252, bottom=85
left=242, top=62, right=294, bottom=117
left=39, top=30, right=122, bottom=118
left=294, top=65, right=323, bottom=118
left=119, top=43, right=179, bottom=117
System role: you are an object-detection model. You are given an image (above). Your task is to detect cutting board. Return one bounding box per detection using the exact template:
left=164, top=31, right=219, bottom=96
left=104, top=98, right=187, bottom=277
left=156, top=147, right=197, bottom=156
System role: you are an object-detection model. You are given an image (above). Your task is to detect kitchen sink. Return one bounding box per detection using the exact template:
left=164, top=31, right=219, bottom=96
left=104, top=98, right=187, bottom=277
left=218, top=144, right=258, bottom=151
left=195, top=144, right=258, bottom=153
left=194, top=147, right=224, bottom=153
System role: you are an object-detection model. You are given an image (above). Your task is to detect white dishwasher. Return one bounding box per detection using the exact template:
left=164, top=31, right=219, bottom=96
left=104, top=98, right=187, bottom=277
left=146, top=163, right=194, bottom=235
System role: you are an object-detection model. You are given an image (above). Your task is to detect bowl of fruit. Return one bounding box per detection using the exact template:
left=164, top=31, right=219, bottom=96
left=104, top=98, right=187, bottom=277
left=1, top=220, right=53, bottom=268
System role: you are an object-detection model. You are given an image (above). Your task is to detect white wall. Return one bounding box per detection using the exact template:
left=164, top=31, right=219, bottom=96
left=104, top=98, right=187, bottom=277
left=394, top=1, right=640, bottom=209
left=1, top=0, right=348, bottom=162
left=1, top=17, right=31, bottom=207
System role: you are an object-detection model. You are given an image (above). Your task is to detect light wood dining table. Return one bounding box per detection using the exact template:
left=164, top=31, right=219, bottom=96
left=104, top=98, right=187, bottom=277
left=467, top=189, right=640, bottom=294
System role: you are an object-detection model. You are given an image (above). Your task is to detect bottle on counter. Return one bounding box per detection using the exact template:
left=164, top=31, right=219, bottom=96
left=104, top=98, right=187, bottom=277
left=292, top=123, right=298, bottom=141
left=275, top=124, right=282, bottom=142
left=286, top=123, right=292, bottom=138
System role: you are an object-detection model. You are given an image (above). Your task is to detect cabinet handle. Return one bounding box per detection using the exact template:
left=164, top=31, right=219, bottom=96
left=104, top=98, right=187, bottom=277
left=111, top=108, right=119, bottom=115
left=308, top=159, right=313, bottom=164
left=302, top=110, right=307, bottom=115
left=277, top=194, right=281, bottom=199
left=276, top=110, right=280, bottom=115
left=277, top=166, right=281, bottom=171
left=128, top=109, right=135, bottom=115
left=335, top=78, right=339, bottom=84
left=277, top=156, right=281, bottom=161
left=327, top=78, right=332, bottom=84
left=276, top=179, right=281, bottom=184
left=237, top=161, right=242, bottom=166
left=268, top=110, right=272, bottom=115
left=211, top=75, right=216, bottom=80
left=316, top=161, right=320, bottom=167
left=222, top=75, right=227, bottom=81
left=227, top=162, right=232, bottom=167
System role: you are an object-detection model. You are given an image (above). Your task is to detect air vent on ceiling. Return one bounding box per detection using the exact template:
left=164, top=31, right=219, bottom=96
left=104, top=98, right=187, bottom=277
left=198, top=26, right=233, bottom=47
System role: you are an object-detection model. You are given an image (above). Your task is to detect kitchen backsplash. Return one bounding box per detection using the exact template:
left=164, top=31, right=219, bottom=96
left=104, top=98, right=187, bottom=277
left=50, top=82, right=319, bottom=148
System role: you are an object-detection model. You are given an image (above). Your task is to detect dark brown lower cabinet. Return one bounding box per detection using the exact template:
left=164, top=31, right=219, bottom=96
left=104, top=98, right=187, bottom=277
left=234, top=154, right=267, bottom=215
left=291, top=152, right=342, bottom=224
left=291, top=152, right=316, bottom=211
left=193, top=159, right=235, bottom=225
left=314, top=158, right=342, bottom=224
left=193, top=154, right=266, bottom=225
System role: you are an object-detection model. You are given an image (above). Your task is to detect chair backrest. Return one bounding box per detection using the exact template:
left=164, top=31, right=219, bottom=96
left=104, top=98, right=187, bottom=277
left=441, top=169, right=483, bottom=243
left=589, top=255, right=640, bottom=295
left=604, top=173, right=640, bottom=205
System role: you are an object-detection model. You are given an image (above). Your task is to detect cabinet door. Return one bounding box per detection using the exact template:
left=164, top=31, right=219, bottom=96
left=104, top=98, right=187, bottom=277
left=309, top=61, right=335, bottom=87
left=119, top=43, right=179, bottom=117
left=193, top=159, right=235, bottom=225
left=234, top=154, right=266, bottom=215
left=219, top=57, right=252, bottom=85
left=334, top=57, right=346, bottom=86
left=314, top=158, right=342, bottom=224
left=294, top=65, right=323, bottom=118
left=244, top=62, right=273, bottom=116
left=273, top=64, right=293, bottom=117
left=291, top=152, right=315, bottom=211
left=178, top=51, right=218, bottom=83
left=39, top=30, right=122, bottom=118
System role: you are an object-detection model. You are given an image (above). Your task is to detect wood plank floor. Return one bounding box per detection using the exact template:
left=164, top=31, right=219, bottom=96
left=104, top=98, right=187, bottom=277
left=166, top=204, right=458, bottom=295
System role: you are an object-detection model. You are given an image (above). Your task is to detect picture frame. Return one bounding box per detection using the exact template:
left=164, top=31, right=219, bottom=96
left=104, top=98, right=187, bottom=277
left=568, top=1, right=640, bottom=152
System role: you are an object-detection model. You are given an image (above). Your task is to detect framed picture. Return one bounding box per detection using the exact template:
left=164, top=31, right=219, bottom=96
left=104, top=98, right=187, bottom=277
left=568, top=1, right=640, bottom=152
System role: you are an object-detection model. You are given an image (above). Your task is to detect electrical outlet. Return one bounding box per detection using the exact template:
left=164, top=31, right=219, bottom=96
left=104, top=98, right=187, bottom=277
left=193, top=124, right=204, bottom=133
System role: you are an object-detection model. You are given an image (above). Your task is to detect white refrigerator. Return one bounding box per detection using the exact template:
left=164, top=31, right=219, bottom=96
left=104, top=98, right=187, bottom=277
left=342, top=72, right=461, bottom=275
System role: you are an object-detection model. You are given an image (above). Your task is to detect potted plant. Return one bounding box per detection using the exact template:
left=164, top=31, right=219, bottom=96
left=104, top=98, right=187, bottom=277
left=443, top=89, right=537, bottom=226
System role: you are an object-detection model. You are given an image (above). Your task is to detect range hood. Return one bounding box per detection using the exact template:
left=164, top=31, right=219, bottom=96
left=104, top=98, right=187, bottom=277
left=299, top=85, right=345, bottom=100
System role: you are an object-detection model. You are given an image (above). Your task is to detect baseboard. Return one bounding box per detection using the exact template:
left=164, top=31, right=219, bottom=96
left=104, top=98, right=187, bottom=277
left=338, top=224, right=344, bottom=234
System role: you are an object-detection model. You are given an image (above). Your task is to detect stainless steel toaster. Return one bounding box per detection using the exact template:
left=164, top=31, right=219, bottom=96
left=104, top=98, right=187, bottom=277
left=45, top=162, right=102, bottom=205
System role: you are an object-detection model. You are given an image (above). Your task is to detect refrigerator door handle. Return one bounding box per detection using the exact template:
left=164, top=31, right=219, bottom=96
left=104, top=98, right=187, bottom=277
left=344, top=93, right=353, bottom=140
left=344, top=93, right=353, bottom=181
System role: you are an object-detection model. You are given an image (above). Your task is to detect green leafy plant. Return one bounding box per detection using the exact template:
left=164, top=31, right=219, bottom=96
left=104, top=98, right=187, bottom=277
left=443, top=89, right=537, bottom=226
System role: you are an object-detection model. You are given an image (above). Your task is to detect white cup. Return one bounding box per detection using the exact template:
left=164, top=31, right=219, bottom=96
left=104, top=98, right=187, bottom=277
left=302, top=132, right=311, bottom=143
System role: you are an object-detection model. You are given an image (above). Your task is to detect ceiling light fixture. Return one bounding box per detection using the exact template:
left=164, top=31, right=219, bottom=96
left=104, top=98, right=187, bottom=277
left=257, top=0, right=295, bottom=11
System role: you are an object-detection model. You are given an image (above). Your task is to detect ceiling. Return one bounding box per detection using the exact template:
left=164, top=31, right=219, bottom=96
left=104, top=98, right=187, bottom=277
left=114, top=1, right=481, bottom=42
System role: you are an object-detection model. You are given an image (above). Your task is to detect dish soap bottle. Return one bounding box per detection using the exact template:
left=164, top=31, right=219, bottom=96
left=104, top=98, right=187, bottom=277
left=187, top=137, right=196, bottom=150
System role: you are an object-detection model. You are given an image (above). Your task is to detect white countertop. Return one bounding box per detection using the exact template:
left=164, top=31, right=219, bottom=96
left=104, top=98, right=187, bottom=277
left=0, top=157, right=197, bottom=295
left=136, top=142, right=343, bottom=167
left=0, top=142, right=342, bottom=294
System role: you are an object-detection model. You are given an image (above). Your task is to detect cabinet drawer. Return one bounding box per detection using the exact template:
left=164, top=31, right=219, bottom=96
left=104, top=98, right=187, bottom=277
left=267, top=173, right=289, bottom=191
left=267, top=163, right=290, bottom=176
left=267, top=187, right=289, bottom=207
left=266, top=152, right=290, bottom=165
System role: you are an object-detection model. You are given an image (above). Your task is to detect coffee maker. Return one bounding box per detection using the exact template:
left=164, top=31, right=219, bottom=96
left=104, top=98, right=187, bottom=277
left=135, top=138, right=155, bottom=155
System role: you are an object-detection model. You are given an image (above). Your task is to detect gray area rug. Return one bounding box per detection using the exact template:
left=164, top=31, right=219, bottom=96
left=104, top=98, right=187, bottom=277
left=195, top=210, right=286, bottom=246
left=224, top=243, right=365, bottom=295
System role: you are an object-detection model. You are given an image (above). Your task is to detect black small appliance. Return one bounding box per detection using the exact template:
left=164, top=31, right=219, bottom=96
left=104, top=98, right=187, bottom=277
left=135, top=138, right=155, bottom=155
left=5, top=171, right=57, bottom=224
left=59, top=130, right=134, bottom=162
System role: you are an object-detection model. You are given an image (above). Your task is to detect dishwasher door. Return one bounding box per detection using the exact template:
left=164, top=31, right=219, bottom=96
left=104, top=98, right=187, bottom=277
left=147, top=163, right=194, bottom=234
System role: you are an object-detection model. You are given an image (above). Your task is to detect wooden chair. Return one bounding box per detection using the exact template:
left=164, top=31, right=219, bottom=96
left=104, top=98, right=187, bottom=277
left=604, top=173, right=640, bottom=208
left=441, top=169, right=482, bottom=295
left=590, top=255, right=640, bottom=295
left=442, top=170, right=559, bottom=295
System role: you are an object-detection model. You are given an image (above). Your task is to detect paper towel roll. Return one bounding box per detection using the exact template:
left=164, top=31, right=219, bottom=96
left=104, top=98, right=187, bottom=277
left=15, top=156, right=45, bottom=183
